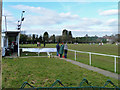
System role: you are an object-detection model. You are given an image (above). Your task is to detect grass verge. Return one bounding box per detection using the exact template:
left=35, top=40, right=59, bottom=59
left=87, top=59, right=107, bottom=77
left=2, top=57, right=118, bottom=88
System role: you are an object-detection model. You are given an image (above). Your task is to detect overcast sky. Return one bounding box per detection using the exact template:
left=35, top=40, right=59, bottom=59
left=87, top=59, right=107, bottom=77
left=2, top=2, right=118, bottom=37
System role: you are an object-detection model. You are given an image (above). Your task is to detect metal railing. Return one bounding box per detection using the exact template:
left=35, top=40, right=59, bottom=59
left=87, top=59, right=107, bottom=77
left=20, top=78, right=119, bottom=89
left=68, top=49, right=120, bottom=73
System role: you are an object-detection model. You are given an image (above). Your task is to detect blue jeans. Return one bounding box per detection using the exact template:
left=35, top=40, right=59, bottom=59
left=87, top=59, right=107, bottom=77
left=57, top=50, right=59, bottom=56
left=64, top=50, right=67, bottom=58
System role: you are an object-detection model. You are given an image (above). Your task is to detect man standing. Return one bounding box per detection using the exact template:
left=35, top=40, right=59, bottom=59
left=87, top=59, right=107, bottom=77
left=44, top=42, right=46, bottom=47
left=37, top=42, right=39, bottom=47
left=59, top=43, right=64, bottom=58
left=11, top=42, right=14, bottom=53
left=64, top=43, right=68, bottom=58
left=56, top=43, right=60, bottom=56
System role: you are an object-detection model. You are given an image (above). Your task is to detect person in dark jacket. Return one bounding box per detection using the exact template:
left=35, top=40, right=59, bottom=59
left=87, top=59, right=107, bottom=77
left=56, top=43, right=60, bottom=56
left=59, top=43, right=64, bottom=58
left=44, top=42, right=46, bottom=47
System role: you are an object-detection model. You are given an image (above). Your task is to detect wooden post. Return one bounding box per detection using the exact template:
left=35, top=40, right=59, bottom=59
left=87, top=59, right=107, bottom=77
left=0, top=0, right=2, bottom=89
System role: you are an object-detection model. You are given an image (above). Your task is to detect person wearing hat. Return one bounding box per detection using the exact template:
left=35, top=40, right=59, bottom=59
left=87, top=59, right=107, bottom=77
left=59, top=43, right=64, bottom=58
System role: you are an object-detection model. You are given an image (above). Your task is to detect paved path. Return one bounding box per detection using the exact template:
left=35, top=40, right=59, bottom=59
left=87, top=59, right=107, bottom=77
left=59, top=58, right=118, bottom=79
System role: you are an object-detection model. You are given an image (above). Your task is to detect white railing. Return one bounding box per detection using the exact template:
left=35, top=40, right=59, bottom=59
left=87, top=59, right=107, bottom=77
left=68, top=49, right=119, bottom=73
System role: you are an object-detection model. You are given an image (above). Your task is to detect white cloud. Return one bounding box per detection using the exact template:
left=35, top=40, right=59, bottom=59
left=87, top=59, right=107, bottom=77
left=12, top=5, right=56, bottom=16
left=3, top=5, right=117, bottom=37
left=65, top=18, right=102, bottom=30
left=99, top=9, right=118, bottom=16
left=2, top=9, right=18, bottom=31
left=105, top=19, right=117, bottom=26
left=63, top=17, right=118, bottom=36
left=2, top=9, right=16, bottom=25
left=12, top=5, right=80, bottom=26
left=3, top=9, right=13, bottom=16
left=3, top=0, right=119, bottom=2
left=59, top=12, right=79, bottom=18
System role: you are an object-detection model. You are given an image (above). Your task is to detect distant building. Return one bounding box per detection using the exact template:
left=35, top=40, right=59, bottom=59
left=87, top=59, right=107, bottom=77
left=102, top=35, right=115, bottom=44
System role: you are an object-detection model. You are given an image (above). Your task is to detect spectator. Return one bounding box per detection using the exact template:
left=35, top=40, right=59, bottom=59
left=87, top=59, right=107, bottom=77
left=44, top=42, right=46, bottom=47
left=64, top=43, right=68, bottom=58
left=11, top=42, right=14, bottom=53
left=39, top=42, right=41, bottom=46
left=59, top=43, right=64, bottom=58
left=56, top=43, right=60, bottom=56
left=37, top=42, right=39, bottom=47
left=14, top=42, right=18, bottom=52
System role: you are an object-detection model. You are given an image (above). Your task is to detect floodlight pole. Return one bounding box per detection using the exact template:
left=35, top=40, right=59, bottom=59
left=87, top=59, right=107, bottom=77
left=17, top=11, right=25, bottom=31
left=19, top=11, right=25, bottom=31
left=17, top=11, right=25, bottom=57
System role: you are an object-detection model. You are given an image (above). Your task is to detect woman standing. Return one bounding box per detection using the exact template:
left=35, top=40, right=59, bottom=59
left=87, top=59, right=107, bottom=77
left=59, top=43, right=64, bottom=58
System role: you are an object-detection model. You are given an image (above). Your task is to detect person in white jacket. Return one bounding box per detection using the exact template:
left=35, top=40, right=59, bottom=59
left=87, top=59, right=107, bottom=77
left=64, top=43, right=68, bottom=58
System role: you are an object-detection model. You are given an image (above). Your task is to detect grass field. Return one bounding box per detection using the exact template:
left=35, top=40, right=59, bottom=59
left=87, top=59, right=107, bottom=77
left=20, top=43, right=118, bottom=55
left=2, top=57, right=118, bottom=88
left=20, top=44, right=119, bottom=73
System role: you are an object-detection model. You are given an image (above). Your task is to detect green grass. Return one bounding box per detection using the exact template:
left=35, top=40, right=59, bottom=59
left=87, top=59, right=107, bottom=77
left=20, top=44, right=55, bottom=48
left=67, top=44, right=119, bottom=73
left=20, top=44, right=119, bottom=73
left=67, top=52, right=119, bottom=73
left=21, top=52, right=47, bottom=57
left=68, top=44, right=118, bottom=56
left=20, top=44, right=118, bottom=55
left=2, top=57, right=118, bottom=88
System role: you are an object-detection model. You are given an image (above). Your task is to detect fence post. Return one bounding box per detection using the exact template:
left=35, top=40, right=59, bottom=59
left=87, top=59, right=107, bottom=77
left=114, top=56, right=116, bottom=73
left=38, top=52, right=39, bottom=56
left=75, top=51, right=76, bottom=61
left=89, top=52, right=91, bottom=65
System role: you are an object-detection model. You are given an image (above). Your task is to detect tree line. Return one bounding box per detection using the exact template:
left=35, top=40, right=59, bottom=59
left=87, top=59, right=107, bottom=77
left=20, top=29, right=73, bottom=44
left=20, top=29, right=120, bottom=44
